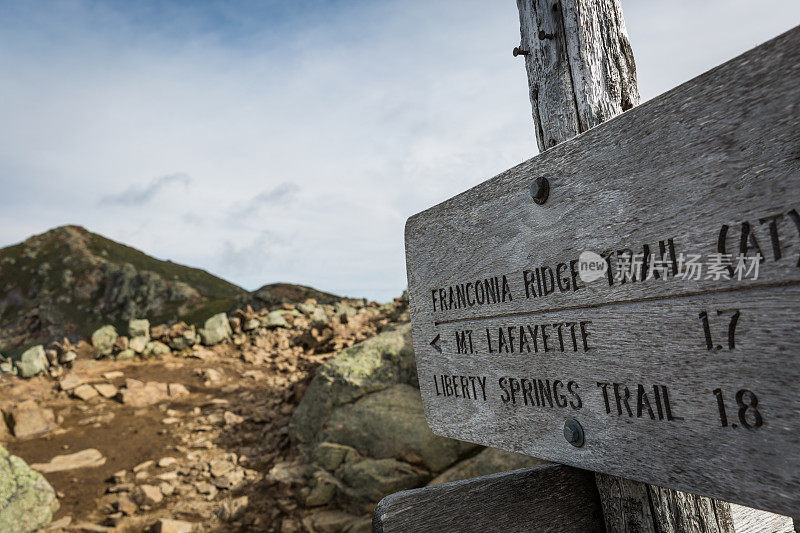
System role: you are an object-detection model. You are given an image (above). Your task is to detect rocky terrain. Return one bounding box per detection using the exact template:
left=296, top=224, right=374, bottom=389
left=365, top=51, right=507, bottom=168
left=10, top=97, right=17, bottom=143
left=0, top=293, right=541, bottom=532
left=0, top=227, right=542, bottom=532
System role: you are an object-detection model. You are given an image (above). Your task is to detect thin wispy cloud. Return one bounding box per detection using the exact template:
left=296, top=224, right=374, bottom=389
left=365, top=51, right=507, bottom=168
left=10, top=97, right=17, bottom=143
left=102, top=173, right=191, bottom=206
left=1, top=0, right=799, bottom=301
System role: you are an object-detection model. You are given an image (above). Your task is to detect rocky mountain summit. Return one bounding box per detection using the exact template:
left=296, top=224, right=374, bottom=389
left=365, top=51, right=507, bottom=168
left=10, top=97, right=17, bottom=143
left=0, top=226, right=341, bottom=354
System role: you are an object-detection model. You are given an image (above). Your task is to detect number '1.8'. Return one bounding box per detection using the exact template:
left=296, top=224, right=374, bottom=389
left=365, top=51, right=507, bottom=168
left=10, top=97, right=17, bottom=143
left=713, top=388, right=763, bottom=429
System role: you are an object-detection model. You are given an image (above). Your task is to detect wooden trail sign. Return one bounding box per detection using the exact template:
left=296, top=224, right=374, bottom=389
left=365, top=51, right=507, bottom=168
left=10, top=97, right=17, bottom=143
left=405, top=26, right=800, bottom=518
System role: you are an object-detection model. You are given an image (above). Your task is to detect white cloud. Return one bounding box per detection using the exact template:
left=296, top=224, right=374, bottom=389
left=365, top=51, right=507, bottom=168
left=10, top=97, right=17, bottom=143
left=0, top=0, right=799, bottom=301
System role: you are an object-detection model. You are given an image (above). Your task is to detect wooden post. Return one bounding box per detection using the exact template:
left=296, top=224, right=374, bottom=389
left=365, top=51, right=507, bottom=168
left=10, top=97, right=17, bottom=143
left=514, top=1, right=737, bottom=531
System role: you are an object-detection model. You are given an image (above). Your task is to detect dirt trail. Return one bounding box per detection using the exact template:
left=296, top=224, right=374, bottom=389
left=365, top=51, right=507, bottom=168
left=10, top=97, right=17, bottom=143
left=0, top=299, right=403, bottom=532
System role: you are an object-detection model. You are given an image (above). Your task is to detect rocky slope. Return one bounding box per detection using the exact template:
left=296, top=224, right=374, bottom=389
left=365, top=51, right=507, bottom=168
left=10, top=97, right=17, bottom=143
left=0, top=294, right=541, bottom=532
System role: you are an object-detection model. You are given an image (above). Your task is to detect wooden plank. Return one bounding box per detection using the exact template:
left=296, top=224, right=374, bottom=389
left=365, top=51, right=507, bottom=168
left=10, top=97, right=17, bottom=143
left=372, top=464, right=604, bottom=533
left=405, top=26, right=800, bottom=517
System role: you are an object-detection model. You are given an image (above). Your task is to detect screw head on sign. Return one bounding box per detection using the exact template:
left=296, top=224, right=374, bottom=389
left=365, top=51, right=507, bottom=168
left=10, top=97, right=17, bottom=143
left=530, top=176, right=550, bottom=205
left=563, top=418, right=585, bottom=448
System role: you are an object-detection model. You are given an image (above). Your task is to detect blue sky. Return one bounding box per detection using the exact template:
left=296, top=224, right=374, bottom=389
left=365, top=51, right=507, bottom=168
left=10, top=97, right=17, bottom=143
left=1, top=1, right=799, bottom=301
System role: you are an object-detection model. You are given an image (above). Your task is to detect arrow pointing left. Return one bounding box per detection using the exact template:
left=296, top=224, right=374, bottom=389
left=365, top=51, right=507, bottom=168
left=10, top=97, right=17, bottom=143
left=430, top=334, right=442, bottom=353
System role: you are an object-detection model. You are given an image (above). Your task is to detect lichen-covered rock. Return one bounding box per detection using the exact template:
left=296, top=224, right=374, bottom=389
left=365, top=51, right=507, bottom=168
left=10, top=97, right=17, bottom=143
left=0, top=444, right=59, bottom=531
left=289, top=323, right=417, bottom=447
left=129, top=335, right=148, bottom=353
left=261, top=310, right=288, bottom=329
left=128, top=318, right=150, bottom=339
left=337, top=458, right=429, bottom=511
left=200, top=313, right=232, bottom=346
left=143, top=341, right=170, bottom=358
left=91, top=325, right=118, bottom=357
left=168, top=327, right=197, bottom=351
left=15, top=345, right=48, bottom=378
left=116, top=348, right=136, bottom=361
left=429, top=448, right=546, bottom=485
left=322, top=384, right=473, bottom=472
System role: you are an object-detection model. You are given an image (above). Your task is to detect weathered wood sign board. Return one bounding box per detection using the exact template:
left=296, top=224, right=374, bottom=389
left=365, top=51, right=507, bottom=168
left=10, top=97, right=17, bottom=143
left=405, top=26, right=800, bottom=517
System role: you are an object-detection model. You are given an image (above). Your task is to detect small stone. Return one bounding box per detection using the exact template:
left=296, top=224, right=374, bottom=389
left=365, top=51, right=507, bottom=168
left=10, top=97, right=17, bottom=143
left=59, top=373, right=84, bottom=391
left=16, top=345, right=48, bottom=377
left=91, top=325, right=118, bottom=357
left=143, top=341, right=170, bottom=358
left=72, top=384, right=99, bottom=401
left=262, top=310, right=288, bottom=329
left=6, top=401, right=57, bottom=438
left=30, top=448, right=106, bottom=473
left=103, top=371, right=124, bottom=380
left=133, top=460, right=154, bottom=473
left=115, top=349, right=136, bottom=361
left=129, top=336, right=148, bottom=353
left=157, top=457, right=177, bottom=468
left=159, top=482, right=175, bottom=496
left=59, top=350, right=78, bottom=364
left=167, top=383, right=190, bottom=398
left=128, top=318, right=150, bottom=338
left=93, top=383, right=118, bottom=399
left=200, top=313, right=232, bottom=346
left=134, top=484, right=163, bottom=505
left=152, top=518, right=193, bottom=533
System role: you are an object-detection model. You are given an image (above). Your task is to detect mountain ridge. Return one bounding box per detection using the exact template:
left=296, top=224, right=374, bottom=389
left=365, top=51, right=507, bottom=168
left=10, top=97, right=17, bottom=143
left=0, top=225, right=341, bottom=352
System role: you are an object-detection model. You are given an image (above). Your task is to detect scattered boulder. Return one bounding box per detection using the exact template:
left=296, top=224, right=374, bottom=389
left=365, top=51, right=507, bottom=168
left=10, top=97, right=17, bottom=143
left=0, top=444, right=59, bottom=531
left=129, top=336, right=148, bottom=353
left=91, top=325, right=118, bottom=357
left=322, top=383, right=473, bottom=472
left=72, top=384, right=99, bottom=401
left=134, top=484, right=163, bottom=506
left=262, top=310, right=288, bottom=329
left=143, top=341, right=170, bottom=358
left=337, top=458, right=429, bottom=511
left=200, top=313, right=232, bottom=346
left=59, top=373, right=84, bottom=391
left=93, top=383, right=118, bottom=399
left=30, top=448, right=106, bottom=473
left=117, top=380, right=168, bottom=407
left=289, top=323, right=417, bottom=447
left=128, top=318, right=150, bottom=339
left=116, top=349, right=136, bottom=361
left=5, top=401, right=57, bottom=438
left=15, top=345, right=48, bottom=378
left=59, top=350, right=77, bottom=364
left=216, top=495, right=248, bottom=522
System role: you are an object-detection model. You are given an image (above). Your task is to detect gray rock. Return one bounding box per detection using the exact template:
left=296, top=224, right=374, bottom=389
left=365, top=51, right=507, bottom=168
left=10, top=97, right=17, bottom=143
left=169, top=328, right=197, bottom=351
left=261, top=310, right=288, bottom=329
left=128, top=318, right=150, bottom=339
left=337, top=458, right=429, bottom=510
left=306, top=470, right=338, bottom=507
left=0, top=361, right=15, bottom=374
left=313, top=442, right=356, bottom=471
left=116, top=349, right=136, bottom=361
left=15, top=345, right=48, bottom=378
left=201, top=313, right=232, bottom=346
left=289, top=323, right=417, bottom=447
left=129, top=336, right=148, bottom=353
left=429, top=448, right=546, bottom=485
left=143, top=341, right=170, bottom=358
left=91, top=325, right=118, bottom=357
left=0, top=444, right=59, bottom=531
left=322, top=384, right=474, bottom=472
left=309, top=308, right=329, bottom=329
left=242, top=318, right=260, bottom=331
left=59, top=350, right=77, bottom=364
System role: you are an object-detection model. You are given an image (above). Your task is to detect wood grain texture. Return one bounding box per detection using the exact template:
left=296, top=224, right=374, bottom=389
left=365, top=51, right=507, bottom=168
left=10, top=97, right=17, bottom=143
left=405, top=26, right=800, bottom=517
left=516, top=0, right=639, bottom=151
left=372, top=464, right=604, bottom=533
